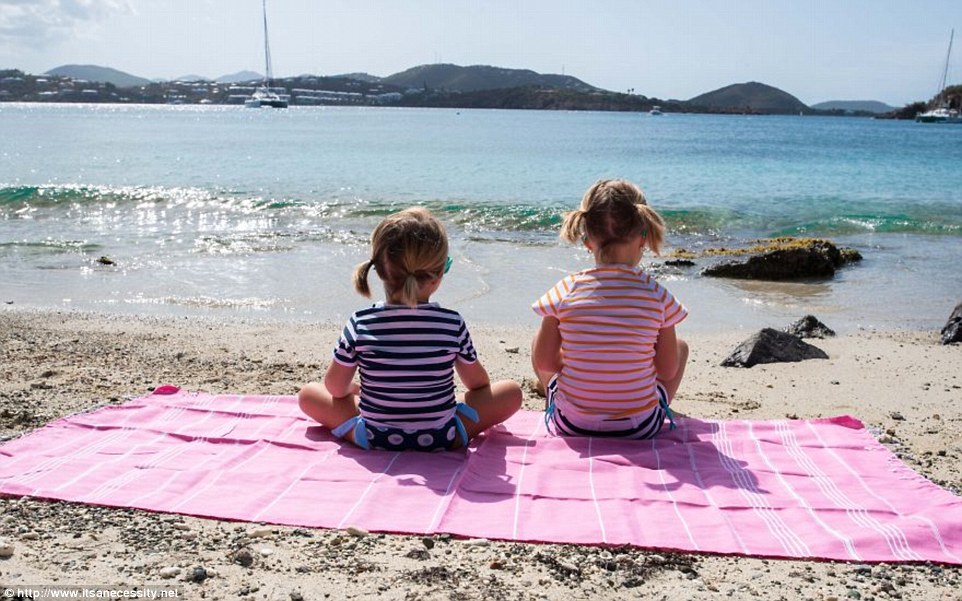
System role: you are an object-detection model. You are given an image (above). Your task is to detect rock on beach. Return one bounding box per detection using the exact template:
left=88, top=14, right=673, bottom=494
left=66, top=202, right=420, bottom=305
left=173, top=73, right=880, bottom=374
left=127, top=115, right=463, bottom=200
left=941, top=302, right=962, bottom=345
left=721, top=328, right=829, bottom=368
left=786, top=315, right=836, bottom=339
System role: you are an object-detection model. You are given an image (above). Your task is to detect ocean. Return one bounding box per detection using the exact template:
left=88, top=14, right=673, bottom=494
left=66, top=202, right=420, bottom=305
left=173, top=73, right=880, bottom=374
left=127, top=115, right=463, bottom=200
left=1, top=103, right=960, bottom=333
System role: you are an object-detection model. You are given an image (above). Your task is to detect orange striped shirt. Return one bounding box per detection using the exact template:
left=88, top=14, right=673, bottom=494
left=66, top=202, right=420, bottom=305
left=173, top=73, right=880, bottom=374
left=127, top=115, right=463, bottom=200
left=532, top=265, right=687, bottom=419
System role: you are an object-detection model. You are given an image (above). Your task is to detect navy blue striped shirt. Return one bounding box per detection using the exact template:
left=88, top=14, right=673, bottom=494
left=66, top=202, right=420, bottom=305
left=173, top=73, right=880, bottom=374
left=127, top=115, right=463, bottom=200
left=332, top=302, right=478, bottom=429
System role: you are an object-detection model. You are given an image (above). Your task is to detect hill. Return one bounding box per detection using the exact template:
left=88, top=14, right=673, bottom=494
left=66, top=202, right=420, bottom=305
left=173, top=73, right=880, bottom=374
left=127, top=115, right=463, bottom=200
left=383, top=64, right=598, bottom=93
left=810, top=100, right=895, bottom=113
left=13, top=62, right=894, bottom=117
left=334, top=72, right=383, bottom=84
left=401, top=86, right=667, bottom=112
left=688, top=81, right=809, bottom=114
left=172, top=74, right=210, bottom=83
left=45, top=64, right=151, bottom=88
left=216, top=71, right=262, bottom=84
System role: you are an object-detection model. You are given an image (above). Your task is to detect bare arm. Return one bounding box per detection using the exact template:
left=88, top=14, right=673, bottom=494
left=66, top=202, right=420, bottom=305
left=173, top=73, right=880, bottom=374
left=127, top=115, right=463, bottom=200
left=532, top=316, right=564, bottom=374
left=455, top=359, right=492, bottom=392
left=653, top=325, right=680, bottom=382
left=323, top=361, right=358, bottom=398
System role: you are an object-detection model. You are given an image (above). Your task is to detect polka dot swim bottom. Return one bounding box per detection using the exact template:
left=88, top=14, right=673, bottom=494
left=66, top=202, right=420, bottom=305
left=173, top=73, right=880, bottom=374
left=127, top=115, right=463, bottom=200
left=330, top=404, right=478, bottom=452
left=366, top=416, right=462, bottom=452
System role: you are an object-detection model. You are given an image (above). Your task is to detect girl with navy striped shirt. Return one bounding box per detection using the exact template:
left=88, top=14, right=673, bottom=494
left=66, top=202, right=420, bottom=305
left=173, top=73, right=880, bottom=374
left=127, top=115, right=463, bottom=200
left=531, top=180, right=689, bottom=440
left=299, top=207, right=522, bottom=451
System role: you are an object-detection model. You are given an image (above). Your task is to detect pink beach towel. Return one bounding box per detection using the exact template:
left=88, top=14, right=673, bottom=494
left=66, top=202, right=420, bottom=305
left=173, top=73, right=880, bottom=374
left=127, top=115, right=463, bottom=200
left=1, top=388, right=960, bottom=564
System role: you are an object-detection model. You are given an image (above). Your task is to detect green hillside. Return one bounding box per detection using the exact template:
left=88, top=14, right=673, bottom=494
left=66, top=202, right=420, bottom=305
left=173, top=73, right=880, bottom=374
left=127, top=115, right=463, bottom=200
left=215, top=71, right=262, bottom=84
left=688, top=81, right=809, bottom=114
left=810, top=100, right=895, bottom=113
left=383, top=64, right=598, bottom=93
left=9, top=61, right=919, bottom=117
left=402, top=86, right=666, bottom=112
left=45, top=64, right=152, bottom=88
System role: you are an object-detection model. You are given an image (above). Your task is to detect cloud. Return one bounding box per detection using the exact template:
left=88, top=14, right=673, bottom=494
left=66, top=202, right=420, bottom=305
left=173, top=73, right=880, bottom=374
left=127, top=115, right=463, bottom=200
left=0, top=0, right=133, bottom=47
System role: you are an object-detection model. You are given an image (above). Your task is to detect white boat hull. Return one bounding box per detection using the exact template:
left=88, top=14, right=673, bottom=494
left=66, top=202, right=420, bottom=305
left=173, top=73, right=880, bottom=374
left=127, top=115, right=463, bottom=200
left=915, top=108, right=961, bottom=123
left=245, top=87, right=288, bottom=109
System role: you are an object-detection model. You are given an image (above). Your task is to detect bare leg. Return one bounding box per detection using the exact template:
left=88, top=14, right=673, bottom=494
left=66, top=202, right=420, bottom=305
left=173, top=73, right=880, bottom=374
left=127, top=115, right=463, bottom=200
left=456, top=380, right=523, bottom=444
left=659, top=338, right=689, bottom=402
left=298, top=382, right=360, bottom=442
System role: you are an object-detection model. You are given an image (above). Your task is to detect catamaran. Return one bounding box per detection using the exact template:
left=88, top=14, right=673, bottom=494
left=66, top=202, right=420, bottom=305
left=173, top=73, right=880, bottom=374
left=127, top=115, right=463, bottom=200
left=916, top=29, right=960, bottom=123
left=245, top=0, right=288, bottom=109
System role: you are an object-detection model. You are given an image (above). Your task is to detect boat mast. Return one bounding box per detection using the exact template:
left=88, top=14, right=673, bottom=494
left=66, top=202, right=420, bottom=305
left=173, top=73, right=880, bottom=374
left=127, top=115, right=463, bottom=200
left=936, top=29, right=954, bottom=107
left=262, top=0, right=274, bottom=89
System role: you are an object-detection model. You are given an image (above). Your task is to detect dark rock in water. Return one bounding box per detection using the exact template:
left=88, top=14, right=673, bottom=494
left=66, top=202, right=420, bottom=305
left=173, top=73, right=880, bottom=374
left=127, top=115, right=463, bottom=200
left=839, top=247, right=863, bottom=264
left=786, top=315, right=836, bottom=339
left=703, top=238, right=858, bottom=280
left=941, top=302, right=962, bottom=345
left=664, top=259, right=696, bottom=267
left=704, top=244, right=834, bottom=279
left=96, top=256, right=116, bottom=266
left=722, top=328, right=829, bottom=367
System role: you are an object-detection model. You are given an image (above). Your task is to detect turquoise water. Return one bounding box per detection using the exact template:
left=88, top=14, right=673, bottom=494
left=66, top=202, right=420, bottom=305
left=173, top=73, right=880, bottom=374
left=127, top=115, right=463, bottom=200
left=1, top=103, right=960, bottom=332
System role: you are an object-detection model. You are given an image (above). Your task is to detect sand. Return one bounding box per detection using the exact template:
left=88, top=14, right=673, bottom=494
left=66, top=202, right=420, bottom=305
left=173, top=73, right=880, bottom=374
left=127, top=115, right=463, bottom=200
left=0, top=308, right=960, bottom=600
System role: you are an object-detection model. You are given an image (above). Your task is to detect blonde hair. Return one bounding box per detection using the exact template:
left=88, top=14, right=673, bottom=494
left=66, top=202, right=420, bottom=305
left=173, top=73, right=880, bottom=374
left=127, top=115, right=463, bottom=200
left=353, top=207, right=449, bottom=308
left=560, top=179, right=665, bottom=261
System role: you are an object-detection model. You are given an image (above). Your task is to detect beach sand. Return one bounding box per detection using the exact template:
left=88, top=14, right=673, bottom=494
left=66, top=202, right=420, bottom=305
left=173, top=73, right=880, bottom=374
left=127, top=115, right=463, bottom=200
left=1, top=308, right=960, bottom=600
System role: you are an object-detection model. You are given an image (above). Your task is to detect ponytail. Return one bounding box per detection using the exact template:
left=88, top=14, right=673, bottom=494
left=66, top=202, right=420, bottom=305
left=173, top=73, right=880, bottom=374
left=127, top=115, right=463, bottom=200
left=636, top=203, right=665, bottom=255
left=398, top=274, right=420, bottom=308
left=559, top=208, right=586, bottom=244
left=353, top=259, right=374, bottom=298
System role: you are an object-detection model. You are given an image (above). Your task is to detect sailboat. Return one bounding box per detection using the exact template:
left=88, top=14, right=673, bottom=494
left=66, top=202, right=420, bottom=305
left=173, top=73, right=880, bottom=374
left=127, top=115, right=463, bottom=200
left=245, top=0, right=288, bottom=108
left=916, top=29, right=960, bottom=123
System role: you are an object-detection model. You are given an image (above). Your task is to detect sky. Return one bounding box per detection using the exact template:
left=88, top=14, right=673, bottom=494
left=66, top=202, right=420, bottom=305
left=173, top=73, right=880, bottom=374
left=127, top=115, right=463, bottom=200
left=0, top=0, right=959, bottom=107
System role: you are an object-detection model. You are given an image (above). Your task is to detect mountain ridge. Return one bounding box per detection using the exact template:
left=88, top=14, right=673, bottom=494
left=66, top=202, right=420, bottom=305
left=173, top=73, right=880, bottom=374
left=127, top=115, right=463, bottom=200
left=381, top=63, right=598, bottom=93
left=19, top=63, right=902, bottom=115
left=809, top=100, right=896, bottom=113
left=45, top=64, right=152, bottom=88
left=215, top=70, right=263, bottom=84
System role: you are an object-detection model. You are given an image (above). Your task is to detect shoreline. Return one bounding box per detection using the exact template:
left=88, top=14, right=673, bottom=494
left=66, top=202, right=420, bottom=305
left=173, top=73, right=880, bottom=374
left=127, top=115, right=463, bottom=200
left=1, top=308, right=960, bottom=599
left=3, top=220, right=959, bottom=337
left=4, top=243, right=959, bottom=337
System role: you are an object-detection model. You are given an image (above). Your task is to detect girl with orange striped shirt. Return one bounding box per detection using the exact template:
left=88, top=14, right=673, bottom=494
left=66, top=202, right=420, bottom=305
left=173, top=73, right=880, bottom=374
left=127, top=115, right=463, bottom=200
left=531, top=179, right=689, bottom=439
